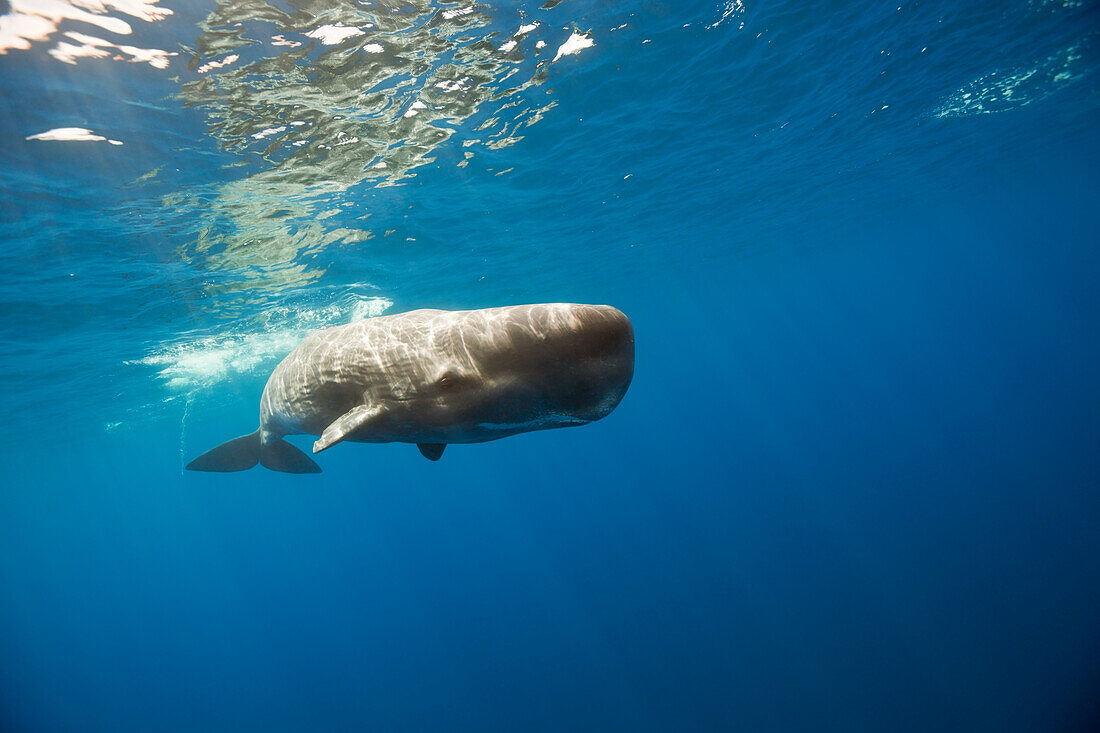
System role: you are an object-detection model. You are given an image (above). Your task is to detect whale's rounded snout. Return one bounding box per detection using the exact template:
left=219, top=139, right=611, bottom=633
left=552, top=304, right=635, bottom=421
left=579, top=305, right=634, bottom=371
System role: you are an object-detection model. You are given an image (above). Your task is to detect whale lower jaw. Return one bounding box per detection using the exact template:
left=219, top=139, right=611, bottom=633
left=338, top=415, right=592, bottom=445
left=440, top=415, right=591, bottom=442
left=476, top=416, right=589, bottom=433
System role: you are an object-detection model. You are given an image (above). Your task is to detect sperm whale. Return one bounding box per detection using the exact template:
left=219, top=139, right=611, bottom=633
left=186, top=303, right=635, bottom=473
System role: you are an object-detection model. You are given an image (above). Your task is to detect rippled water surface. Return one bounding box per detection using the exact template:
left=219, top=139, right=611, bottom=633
left=2, top=1, right=1099, bottom=731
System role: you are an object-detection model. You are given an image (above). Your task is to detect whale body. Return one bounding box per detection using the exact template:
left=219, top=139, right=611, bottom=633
left=186, top=303, right=634, bottom=473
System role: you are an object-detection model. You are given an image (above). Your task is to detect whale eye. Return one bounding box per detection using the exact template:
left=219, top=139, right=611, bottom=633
left=437, top=370, right=480, bottom=393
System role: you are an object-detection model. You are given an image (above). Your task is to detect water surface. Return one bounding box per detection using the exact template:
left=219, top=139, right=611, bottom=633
left=1, top=1, right=1099, bottom=731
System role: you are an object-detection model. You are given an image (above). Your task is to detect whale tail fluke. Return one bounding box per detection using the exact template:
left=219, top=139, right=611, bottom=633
left=187, top=430, right=321, bottom=474
left=186, top=431, right=261, bottom=472
left=261, top=437, right=322, bottom=474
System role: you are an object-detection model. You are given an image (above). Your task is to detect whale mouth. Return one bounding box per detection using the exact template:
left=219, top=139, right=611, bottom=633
left=476, top=415, right=589, bottom=432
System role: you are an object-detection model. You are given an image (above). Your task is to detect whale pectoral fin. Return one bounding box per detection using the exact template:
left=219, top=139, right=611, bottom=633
left=261, top=438, right=322, bottom=474
left=313, top=405, right=383, bottom=454
left=187, top=431, right=261, bottom=472
left=417, top=443, right=446, bottom=461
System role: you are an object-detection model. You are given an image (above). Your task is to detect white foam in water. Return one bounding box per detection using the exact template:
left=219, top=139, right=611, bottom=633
left=553, top=31, right=595, bottom=62
left=0, top=0, right=174, bottom=65
left=47, top=30, right=178, bottom=69
left=26, top=127, right=123, bottom=145
left=1029, top=0, right=1082, bottom=8
left=197, top=54, right=239, bottom=73
left=706, top=0, right=747, bottom=30
left=403, top=100, right=428, bottom=118
left=139, top=332, right=302, bottom=389
left=133, top=296, right=394, bottom=391
left=271, top=34, right=301, bottom=48
left=347, top=297, right=392, bottom=321
left=441, top=7, right=473, bottom=20
left=434, top=77, right=469, bottom=92
left=251, top=125, right=287, bottom=140
left=305, top=24, right=365, bottom=45
left=933, top=44, right=1084, bottom=118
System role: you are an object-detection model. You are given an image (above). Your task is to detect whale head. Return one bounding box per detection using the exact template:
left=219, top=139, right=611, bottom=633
left=413, top=303, right=635, bottom=438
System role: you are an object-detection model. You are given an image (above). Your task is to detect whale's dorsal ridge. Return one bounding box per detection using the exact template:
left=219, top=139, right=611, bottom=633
left=313, top=404, right=384, bottom=454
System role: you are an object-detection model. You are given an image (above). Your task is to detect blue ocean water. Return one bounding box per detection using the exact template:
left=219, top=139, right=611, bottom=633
left=2, top=0, right=1099, bottom=730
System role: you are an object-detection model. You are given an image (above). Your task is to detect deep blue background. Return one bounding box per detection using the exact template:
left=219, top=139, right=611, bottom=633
left=2, top=1, right=1099, bottom=731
